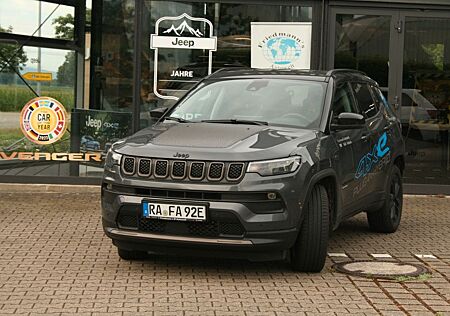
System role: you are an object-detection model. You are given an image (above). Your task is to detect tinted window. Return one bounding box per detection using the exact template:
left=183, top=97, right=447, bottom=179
left=372, top=87, right=396, bottom=118
left=352, top=83, right=378, bottom=117
left=332, top=82, right=359, bottom=116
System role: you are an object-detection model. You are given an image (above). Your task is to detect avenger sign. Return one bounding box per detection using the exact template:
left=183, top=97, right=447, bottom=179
left=150, top=13, right=217, bottom=100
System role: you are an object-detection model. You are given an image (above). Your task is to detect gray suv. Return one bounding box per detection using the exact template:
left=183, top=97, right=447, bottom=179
left=102, top=69, right=405, bottom=272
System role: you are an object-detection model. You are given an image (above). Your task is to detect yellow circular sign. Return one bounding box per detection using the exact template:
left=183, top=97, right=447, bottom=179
left=20, top=97, right=68, bottom=145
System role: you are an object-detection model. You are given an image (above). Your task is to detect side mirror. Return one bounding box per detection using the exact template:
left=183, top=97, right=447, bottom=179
left=330, top=112, right=365, bottom=131
left=150, top=107, right=169, bottom=119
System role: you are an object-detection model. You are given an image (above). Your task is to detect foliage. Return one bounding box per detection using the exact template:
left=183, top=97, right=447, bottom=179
left=57, top=52, right=75, bottom=86
left=0, top=84, right=74, bottom=112
left=52, top=9, right=91, bottom=40
left=0, top=26, right=28, bottom=81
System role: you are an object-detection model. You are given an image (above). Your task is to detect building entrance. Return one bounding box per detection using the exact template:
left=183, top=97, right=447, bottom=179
left=329, top=8, right=450, bottom=185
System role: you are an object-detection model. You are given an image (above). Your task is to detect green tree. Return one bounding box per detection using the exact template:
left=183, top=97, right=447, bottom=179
left=52, top=9, right=91, bottom=39
left=52, top=9, right=91, bottom=86
left=0, top=26, right=28, bottom=74
left=57, top=51, right=75, bottom=86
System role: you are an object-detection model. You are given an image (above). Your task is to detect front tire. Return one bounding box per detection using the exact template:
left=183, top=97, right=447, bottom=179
left=291, top=185, right=329, bottom=272
left=367, top=165, right=403, bottom=233
left=117, top=248, right=148, bottom=260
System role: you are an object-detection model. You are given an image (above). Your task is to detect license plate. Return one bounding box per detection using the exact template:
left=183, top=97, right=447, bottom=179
left=142, top=201, right=207, bottom=222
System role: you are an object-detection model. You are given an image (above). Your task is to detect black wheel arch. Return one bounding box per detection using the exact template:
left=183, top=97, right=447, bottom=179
left=301, top=169, right=342, bottom=231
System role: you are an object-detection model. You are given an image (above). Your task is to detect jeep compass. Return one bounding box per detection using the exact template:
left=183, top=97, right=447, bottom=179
left=102, top=69, right=405, bottom=272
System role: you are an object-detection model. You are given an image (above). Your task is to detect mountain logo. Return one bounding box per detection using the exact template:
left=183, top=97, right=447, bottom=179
left=163, top=20, right=203, bottom=37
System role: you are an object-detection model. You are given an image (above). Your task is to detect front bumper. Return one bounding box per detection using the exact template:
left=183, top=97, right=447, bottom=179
left=102, top=164, right=309, bottom=260
left=104, top=224, right=298, bottom=261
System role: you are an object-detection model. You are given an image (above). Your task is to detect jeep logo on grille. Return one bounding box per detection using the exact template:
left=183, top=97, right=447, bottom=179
left=173, top=152, right=190, bottom=159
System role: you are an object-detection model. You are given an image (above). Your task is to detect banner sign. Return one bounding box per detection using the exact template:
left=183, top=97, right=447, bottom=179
left=150, top=13, right=217, bottom=101
left=251, top=22, right=312, bottom=70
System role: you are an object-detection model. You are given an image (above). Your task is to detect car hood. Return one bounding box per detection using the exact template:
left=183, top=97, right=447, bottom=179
left=113, top=122, right=318, bottom=161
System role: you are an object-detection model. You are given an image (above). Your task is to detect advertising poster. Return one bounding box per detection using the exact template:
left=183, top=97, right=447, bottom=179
left=251, top=22, right=312, bottom=70
left=74, top=109, right=132, bottom=155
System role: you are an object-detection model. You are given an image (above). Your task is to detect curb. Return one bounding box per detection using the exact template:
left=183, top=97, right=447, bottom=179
left=0, top=183, right=101, bottom=193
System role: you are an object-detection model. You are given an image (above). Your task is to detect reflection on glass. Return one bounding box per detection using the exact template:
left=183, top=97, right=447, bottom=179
left=139, top=1, right=313, bottom=129
left=334, top=14, right=391, bottom=87
left=401, top=17, right=450, bottom=184
left=95, top=0, right=135, bottom=112
left=0, top=46, right=75, bottom=176
left=0, top=0, right=75, bottom=40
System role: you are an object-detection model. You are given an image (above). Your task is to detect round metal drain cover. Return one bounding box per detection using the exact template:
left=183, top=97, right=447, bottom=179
left=333, top=261, right=430, bottom=279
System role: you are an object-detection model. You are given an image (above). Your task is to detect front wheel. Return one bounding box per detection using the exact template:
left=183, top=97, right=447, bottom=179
left=367, top=165, right=403, bottom=233
left=290, top=184, right=330, bottom=272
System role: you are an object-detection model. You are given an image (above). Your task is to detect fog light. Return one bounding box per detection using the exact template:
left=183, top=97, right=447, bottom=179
left=267, top=192, right=277, bottom=200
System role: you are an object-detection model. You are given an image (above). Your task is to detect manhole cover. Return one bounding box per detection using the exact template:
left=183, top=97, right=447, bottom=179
left=333, top=260, right=430, bottom=279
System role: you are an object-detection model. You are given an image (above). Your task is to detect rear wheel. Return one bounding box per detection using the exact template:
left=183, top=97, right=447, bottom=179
left=367, top=165, right=403, bottom=233
left=117, top=248, right=148, bottom=260
left=291, top=184, right=329, bottom=272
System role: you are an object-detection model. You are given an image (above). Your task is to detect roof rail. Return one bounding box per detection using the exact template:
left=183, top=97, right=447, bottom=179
left=326, top=69, right=367, bottom=76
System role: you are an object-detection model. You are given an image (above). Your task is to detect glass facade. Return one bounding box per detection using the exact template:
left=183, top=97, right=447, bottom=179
left=333, top=11, right=450, bottom=186
left=0, top=0, right=449, bottom=191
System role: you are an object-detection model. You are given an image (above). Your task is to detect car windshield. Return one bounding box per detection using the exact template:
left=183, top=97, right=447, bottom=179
left=167, top=79, right=327, bottom=129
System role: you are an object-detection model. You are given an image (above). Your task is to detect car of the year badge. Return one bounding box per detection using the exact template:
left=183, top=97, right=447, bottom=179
left=101, top=68, right=405, bottom=272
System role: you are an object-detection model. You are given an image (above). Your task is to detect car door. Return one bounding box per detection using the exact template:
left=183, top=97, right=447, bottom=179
left=330, top=81, right=372, bottom=211
left=351, top=82, right=391, bottom=197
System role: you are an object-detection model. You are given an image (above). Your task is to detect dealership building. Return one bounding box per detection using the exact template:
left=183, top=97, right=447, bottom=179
left=0, top=0, right=449, bottom=194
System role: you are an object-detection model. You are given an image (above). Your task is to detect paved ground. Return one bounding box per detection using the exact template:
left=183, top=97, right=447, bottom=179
left=0, top=190, right=449, bottom=315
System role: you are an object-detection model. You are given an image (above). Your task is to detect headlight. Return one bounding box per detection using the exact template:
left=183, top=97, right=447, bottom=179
left=247, top=156, right=301, bottom=176
left=105, top=150, right=122, bottom=170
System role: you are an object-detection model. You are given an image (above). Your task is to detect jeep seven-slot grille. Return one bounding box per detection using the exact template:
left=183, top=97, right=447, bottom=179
left=208, top=163, right=224, bottom=180
left=155, top=160, right=168, bottom=177
left=190, top=162, right=204, bottom=179
left=122, top=157, right=135, bottom=174
left=138, top=159, right=151, bottom=176
left=121, top=157, right=245, bottom=183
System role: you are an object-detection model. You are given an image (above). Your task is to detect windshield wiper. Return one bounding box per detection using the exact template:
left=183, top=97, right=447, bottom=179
left=164, top=116, right=191, bottom=123
left=201, top=119, right=268, bottom=126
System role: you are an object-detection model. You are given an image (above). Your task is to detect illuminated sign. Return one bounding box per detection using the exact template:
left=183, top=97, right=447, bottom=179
left=19, top=97, right=67, bottom=145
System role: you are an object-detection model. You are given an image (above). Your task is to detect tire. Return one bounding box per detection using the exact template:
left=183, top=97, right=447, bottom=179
left=291, top=184, right=329, bottom=272
left=367, top=165, right=403, bottom=233
left=117, top=248, right=148, bottom=260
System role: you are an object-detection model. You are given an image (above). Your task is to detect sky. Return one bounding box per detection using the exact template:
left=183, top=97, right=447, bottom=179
left=0, top=0, right=92, bottom=73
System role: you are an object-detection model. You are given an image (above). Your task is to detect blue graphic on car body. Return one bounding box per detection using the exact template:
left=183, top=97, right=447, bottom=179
left=355, top=132, right=390, bottom=179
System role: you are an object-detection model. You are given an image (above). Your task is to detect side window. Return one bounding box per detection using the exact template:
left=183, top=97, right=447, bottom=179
left=332, top=82, right=359, bottom=117
left=352, top=82, right=378, bottom=118
left=372, top=86, right=396, bottom=119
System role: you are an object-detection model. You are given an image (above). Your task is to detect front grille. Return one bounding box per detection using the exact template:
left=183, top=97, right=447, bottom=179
left=189, top=162, right=205, bottom=180
left=122, top=157, right=135, bottom=175
left=138, top=159, right=151, bottom=176
left=227, top=163, right=244, bottom=180
left=154, top=160, right=168, bottom=177
left=171, top=161, right=186, bottom=179
left=120, top=157, right=245, bottom=183
left=208, top=163, right=224, bottom=180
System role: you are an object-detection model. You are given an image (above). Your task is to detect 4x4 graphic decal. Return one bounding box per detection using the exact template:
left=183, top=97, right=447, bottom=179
left=355, top=132, right=390, bottom=179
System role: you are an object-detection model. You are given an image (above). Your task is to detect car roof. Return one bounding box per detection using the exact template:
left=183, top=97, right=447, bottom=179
left=206, top=68, right=376, bottom=84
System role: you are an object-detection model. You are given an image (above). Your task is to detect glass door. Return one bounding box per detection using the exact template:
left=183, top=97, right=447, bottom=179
left=397, top=13, right=450, bottom=184
left=328, top=8, right=401, bottom=110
